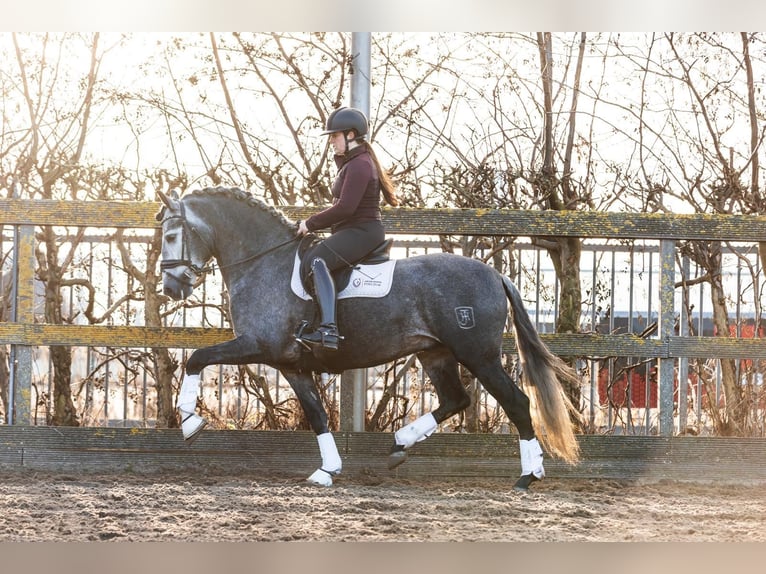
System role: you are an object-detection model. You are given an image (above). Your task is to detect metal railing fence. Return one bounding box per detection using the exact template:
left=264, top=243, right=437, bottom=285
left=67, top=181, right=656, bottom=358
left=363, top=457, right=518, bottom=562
left=3, top=200, right=766, bottom=436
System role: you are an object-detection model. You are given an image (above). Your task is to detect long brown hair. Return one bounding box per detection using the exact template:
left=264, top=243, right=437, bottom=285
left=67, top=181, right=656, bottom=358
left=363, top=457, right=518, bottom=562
left=363, top=141, right=399, bottom=207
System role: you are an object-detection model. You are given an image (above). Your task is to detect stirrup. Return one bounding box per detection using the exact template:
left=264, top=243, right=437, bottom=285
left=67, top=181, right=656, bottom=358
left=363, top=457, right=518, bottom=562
left=294, top=320, right=312, bottom=350
left=298, top=325, right=343, bottom=351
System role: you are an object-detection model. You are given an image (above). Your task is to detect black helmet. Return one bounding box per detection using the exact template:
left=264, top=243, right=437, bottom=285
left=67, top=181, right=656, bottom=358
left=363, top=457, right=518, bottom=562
left=320, top=107, right=368, bottom=140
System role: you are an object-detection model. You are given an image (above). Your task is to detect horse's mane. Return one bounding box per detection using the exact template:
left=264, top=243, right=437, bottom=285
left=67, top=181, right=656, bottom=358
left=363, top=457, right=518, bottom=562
left=188, top=186, right=296, bottom=230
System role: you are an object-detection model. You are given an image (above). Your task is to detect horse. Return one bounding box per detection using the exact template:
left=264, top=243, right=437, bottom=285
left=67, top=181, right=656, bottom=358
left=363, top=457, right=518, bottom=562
left=157, top=186, right=581, bottom=491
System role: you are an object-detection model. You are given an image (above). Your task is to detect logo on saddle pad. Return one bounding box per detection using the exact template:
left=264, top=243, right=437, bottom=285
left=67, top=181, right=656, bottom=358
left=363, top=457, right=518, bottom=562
left=290, top=253, right=397, bottom=301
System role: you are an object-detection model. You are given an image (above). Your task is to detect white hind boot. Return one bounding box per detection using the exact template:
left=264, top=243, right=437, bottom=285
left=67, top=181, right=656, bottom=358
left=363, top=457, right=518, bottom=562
left=519, top=437, right=545, bottom=479
left=394, top=412, right=438, bottom=448
left=177, top=373, right=207, bottom=441
left=388, top=412, right=439, bottom=470
left=307, top=432, right=342, bottom=487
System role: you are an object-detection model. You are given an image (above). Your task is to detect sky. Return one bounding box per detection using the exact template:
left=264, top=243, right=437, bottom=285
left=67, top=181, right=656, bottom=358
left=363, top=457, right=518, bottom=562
left=6, top=0, right=766, bottom=31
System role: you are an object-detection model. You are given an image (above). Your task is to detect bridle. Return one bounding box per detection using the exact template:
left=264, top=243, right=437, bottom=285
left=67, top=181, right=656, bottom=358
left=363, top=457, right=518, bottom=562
left=158, top=199, right=298, bottom=285
left=159, top=200, right=215, bottom=284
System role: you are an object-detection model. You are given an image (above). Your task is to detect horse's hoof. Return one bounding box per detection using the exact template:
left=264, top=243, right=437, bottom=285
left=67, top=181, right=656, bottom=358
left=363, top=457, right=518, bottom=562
left=307, top=468, right=338, bottom=487
left=513, top=473, right=541, bottom=492
left=181, top=414, right=207, bottom=444
left=388, top=444, right=408, bottom=470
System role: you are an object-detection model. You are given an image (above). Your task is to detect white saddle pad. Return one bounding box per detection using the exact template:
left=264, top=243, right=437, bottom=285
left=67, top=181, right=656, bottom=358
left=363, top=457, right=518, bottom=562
left=290, top=253, right=397, bottom=301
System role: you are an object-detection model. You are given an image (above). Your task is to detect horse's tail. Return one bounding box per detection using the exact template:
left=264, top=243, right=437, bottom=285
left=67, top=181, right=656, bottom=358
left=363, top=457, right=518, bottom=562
left=503, top=276, right=581, bottom=465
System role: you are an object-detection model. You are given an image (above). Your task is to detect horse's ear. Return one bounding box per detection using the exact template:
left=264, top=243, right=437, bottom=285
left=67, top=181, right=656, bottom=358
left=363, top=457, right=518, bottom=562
left=156, top=189, right=179, bottom=221
left=157, top=189, right=177, bottom=208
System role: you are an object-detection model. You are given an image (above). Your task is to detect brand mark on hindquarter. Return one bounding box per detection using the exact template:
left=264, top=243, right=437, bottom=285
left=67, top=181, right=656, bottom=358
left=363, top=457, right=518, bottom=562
left=455, top=306, right=475, bottom=329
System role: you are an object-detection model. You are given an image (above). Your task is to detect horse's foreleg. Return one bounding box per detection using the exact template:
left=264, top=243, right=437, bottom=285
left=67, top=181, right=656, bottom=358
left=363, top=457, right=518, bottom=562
left=281, top=370, right=342, bottom=487
left=178, top=337, right=262, bottom=442
left=307, top=432, right=343, bottom=487
left=177, top=373, right=207, bottom=442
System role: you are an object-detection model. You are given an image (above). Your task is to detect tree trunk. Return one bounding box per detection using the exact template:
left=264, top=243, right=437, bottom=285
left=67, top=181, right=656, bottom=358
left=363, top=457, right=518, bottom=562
left=0, top=348, right=9, bottom=422
left=42, top=229, right=80, bottom=427
left=49, top=345, right=79, bottom=426
left=535, top=32, right=585, bottom=420
left=0, top=282, right=10, bottom=420
left=142, top=229, right=178, bottom=428
left=152, top=347, right=178, bottom=428
left=460, top=366, right=479, bottom=433
left=709, top=259, right=746, bottom=435
left=549, top=237, right=583, bottom=417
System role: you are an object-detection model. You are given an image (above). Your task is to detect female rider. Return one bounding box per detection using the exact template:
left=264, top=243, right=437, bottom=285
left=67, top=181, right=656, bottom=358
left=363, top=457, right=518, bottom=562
left=296, top=107, right=398, bottom=350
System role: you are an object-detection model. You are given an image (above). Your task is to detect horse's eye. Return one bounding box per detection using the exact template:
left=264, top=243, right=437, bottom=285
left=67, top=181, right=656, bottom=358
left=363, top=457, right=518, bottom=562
left=165, top=232, right=178, bottom=244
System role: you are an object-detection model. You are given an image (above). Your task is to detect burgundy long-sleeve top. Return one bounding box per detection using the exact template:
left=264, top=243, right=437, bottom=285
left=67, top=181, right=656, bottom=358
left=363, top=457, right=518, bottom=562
left=305, top=146, right=381, bottom=233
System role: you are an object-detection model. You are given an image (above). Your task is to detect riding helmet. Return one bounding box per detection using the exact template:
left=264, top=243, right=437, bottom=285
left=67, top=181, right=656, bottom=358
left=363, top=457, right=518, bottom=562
left=320, top=107, right=369, bottom=140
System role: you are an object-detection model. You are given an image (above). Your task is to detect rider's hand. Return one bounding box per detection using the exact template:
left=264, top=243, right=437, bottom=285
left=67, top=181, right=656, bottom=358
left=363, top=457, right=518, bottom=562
left=297, top=220, right=309, bottom=236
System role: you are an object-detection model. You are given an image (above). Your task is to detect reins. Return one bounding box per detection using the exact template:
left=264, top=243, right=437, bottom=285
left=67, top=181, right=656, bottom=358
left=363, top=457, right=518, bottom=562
left=214, top=235, right=299, bottom=273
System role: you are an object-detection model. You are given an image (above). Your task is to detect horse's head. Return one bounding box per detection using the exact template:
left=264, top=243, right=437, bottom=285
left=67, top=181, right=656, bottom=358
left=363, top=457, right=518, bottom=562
left=157, top=189, right=214, bottom=300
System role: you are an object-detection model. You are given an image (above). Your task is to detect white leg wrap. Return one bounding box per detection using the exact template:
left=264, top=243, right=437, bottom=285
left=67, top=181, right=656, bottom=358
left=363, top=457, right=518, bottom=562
left=519, top=437, right=545, bottom=479
left=177, top=374, right=200, bottom=412
left=177, top=374, right=207, bottom=440
left=395, top=412, right=438, bottom=449
left=306, top=433, right=342, bottom=486
left=317, top=432, right=342, bottom=473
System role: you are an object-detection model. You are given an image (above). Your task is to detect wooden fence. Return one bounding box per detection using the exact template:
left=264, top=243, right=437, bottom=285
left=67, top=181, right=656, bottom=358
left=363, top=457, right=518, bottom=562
left=2, top=426, right=766, bottom=483
left=3, top=198, right=766, bottom=436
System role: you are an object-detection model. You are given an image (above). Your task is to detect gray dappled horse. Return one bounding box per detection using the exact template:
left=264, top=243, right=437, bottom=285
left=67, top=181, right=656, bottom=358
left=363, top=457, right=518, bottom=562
left=158, top=186, right=580, bottom=491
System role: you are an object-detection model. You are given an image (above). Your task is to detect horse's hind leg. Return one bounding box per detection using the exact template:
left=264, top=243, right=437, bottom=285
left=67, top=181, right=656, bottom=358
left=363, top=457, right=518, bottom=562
left=388, top=348, right=471, bottom=469
left=463, top=358, right=545, bottom=491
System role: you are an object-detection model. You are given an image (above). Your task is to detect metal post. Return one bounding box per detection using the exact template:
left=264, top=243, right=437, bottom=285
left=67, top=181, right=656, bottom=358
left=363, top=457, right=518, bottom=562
left=678, top=256, right=690, bottom=433
left=339, top=32, right=372, bottom=433
left=658, top=239, right=676, bottom=436
left=349, top=32, right=371, bottom=117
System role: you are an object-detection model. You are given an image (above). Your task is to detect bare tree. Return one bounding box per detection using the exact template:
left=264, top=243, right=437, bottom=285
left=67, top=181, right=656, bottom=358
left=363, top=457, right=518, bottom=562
left=112, top=170, right=180, bottom=428
left=599, top=32, right=766, bottom=434
left=527, top=32, right=588, bottom=414
left=4, top=33, right=182, bottom=426
left=11, top=32, right=107, bottom=425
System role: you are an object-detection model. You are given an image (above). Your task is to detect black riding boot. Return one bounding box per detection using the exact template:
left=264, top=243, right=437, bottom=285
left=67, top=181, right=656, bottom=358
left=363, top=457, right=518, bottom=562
left=300, top=258, right=342, bottom=350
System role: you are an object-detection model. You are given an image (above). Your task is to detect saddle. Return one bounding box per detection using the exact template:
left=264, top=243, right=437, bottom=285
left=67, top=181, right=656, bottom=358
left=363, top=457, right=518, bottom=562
left=292, top=236, right=397, bottom=300
left=297, top=236, right=394, bottom=292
